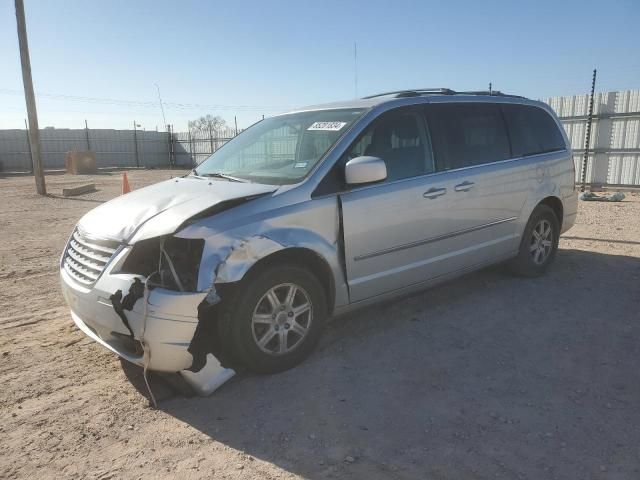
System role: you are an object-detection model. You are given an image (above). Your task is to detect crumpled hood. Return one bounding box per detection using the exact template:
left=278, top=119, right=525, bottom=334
left=78, top=176, right=276, bottom=243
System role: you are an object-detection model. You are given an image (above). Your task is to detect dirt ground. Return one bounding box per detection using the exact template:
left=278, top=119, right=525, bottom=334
left=1, top=170, right=639, bottom=480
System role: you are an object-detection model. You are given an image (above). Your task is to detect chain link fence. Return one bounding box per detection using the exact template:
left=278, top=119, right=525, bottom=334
left=170, top=127, right=239, bottom=167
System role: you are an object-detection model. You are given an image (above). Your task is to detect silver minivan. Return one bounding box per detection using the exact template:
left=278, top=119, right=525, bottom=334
left=60, top=89, right=577, bottom=394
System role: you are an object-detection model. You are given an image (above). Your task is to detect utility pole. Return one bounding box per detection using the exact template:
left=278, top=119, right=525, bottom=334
left=15, top=0, right=46, bottom=195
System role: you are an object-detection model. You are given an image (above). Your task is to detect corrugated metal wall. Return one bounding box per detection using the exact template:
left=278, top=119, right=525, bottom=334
left=0, top=128, right=170, bottom=171
left=0, top=129, right=30, bottom=171
left=543, top=90, right=640, bottom=186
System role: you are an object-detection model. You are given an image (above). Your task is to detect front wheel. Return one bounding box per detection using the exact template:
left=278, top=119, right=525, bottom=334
left=509, top=204, right=560, bottom=277
left=219, top=264, right=327, bottom=374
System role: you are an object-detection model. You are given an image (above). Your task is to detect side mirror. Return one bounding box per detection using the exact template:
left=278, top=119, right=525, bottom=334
left=345, top=156, right=387, bottom=185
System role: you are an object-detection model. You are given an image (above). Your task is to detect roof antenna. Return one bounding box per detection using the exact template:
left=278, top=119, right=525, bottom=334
left=489, top=82, right=492, bottom=95
left=354, top=42, right=358, bottom=98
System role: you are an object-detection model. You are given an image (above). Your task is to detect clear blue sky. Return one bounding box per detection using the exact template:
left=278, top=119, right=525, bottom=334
left=1, top=0, right=638, bottom=131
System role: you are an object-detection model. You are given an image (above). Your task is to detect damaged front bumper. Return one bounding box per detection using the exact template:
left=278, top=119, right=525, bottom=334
left=60, top=245, right=234, bottom=396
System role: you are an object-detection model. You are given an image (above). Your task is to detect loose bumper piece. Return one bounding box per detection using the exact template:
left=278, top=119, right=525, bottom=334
left=60, top=266, right=235, bottom=396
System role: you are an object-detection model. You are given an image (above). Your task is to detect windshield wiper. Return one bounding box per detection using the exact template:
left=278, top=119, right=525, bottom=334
left=199, top=172, right=248, bottom=183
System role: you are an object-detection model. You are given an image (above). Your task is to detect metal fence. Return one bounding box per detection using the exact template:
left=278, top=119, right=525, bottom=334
left=0, top=125, right=243, bottom=173
left=171, top=127, right=239, bottom=167
left=543, top=89, right=640, bottom=187
left=1, top=89, right=639, bottom=186
left=0, top=126, right=172, bottom=171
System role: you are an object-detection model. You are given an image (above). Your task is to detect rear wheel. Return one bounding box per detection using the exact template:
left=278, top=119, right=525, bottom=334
left=510, top=204, right=560, bottom=277
left=219, top=264, right=326, bottom=374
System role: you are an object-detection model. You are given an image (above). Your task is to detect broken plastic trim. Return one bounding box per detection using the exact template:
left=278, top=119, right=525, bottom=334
left=187, top=287, right=233, bottom=373
left=109, top=275, right=233, bottom=394
left=139, top=278, right=158, bottom=407
left=118, top=237, right=230, bottom=375
left=110, top=277, right=144, bottom=344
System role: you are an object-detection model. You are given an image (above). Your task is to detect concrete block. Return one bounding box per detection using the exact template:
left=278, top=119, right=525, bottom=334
left=62, top=183, right=96, bottom=197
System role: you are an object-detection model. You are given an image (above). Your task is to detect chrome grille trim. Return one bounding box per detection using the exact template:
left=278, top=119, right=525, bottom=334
left=66, top=247, right=103, bottom=272
left=63, top=262, right=94, bottom=285
left=63, top=228, right=121, bottom=285
left=69, top=239, right=112, bottom=263
left=72, top=230, right=118, bottom=255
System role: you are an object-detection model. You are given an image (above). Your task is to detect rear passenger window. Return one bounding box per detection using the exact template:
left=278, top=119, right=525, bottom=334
left=502, top=104, right=566, bottom=157
left=426, top=103, right=511, bottom=169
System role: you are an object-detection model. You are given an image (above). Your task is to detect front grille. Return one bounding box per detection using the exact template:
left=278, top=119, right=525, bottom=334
left=63, top=228, right=121, bottom=285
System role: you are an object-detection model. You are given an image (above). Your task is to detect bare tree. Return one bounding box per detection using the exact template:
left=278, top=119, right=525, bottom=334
left=188, top=115, right=227, bottom=135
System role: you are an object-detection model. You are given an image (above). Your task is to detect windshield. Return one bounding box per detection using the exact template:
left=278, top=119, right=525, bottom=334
left=194, top=108, right=365, bottom=185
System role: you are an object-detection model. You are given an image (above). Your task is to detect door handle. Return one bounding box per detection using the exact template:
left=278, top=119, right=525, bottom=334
left=423, top=187, right=446, bottom=199
left=454, top=181, right=474, bottom=192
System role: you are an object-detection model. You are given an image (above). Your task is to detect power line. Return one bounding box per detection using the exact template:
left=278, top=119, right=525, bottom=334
left=0, top=88, right=292, bottom=112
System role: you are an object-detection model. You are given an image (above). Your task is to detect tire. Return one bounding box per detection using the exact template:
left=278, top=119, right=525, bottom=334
left=218, top=264, right=327, bottom=374
left=509, top=204, right=560, bottom=277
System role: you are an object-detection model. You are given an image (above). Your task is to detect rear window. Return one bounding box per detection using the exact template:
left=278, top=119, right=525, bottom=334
left=502, top=104, right=566, bottom=157
left=426, top=103, right=511, bottom=169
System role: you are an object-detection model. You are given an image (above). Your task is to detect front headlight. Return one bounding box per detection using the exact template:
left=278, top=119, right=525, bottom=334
left=119, top=236, right=204, bottom=292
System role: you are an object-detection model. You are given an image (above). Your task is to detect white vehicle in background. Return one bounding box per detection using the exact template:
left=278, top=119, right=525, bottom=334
left=60, top=88, right=577, bottom=395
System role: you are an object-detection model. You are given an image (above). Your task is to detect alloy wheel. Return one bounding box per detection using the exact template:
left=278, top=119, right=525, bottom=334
left=530, top=219, right=553, bottom=265
left=251, top=283, right=313, bottom=355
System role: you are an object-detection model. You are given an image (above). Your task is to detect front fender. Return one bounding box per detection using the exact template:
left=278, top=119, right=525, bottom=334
left=175, top=196, right=348, bottom=310
left=195, top=227, right=340, bottom=289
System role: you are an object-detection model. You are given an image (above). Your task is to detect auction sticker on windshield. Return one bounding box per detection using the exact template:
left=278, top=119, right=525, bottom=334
left=307, top=121, right=347, bottom=131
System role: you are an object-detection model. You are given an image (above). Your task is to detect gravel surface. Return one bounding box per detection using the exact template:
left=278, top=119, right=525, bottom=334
left=1, top=170, right=639, bottom=479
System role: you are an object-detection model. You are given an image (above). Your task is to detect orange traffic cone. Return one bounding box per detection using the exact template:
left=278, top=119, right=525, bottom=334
left=122, top=172, right=131, bottom=194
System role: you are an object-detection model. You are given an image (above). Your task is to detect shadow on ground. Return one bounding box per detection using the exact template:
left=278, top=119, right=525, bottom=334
left=124, top=248, right=640, bottom=479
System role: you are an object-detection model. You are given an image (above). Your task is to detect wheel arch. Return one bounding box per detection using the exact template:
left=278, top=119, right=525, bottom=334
left=537, top=195, right=564, bottom=230
left=223, top=247, right=336, bottom=315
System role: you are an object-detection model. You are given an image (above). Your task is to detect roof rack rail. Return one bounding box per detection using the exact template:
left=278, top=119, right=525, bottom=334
left=458, top=90, right=526, bottom=99
left=362, top=89, right=526, bottom=100
left=362, top=88, right=455, bottom=99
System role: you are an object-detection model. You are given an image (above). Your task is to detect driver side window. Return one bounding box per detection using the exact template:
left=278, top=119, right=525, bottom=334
left=313, top=108, right=435, bottom=197
left=347, top=110, right=434, bottom=182
left=348, top=130, right=374, bottom=159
